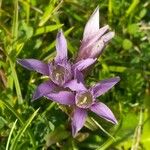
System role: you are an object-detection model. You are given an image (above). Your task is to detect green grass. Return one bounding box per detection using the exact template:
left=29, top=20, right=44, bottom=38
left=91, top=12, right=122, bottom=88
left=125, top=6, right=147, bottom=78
left=0, top=0, right=150, bottom=149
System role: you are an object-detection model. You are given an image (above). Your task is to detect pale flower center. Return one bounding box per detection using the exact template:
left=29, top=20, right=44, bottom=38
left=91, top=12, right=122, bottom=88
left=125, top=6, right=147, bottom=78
left=76, top=92, right=93, bottom=108
left=52, top=65, right=65, bottom=85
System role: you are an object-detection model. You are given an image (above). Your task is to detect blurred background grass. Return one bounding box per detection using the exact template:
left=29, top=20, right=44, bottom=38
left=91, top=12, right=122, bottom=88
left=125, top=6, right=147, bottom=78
left=0, top=0, right=150, bottom=149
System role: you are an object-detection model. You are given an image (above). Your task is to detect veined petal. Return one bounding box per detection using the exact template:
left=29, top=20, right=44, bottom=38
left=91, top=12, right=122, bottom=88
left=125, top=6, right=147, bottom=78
left=45, top=91, right=75, bottom=105
left=101, top=31, right=115, bottom=43
left=90, top=102, right=117, bottom=124
left=77, top=31, right=115, bottom=60
left=89, top=32, right=115, bottom=58
left=55, top=30, right=67, bottom=63
left=74, top=69, right=84, bottom=83
left=83, top=7, right=99, bottom=40
left=91, top=77, right=120, bottom=98
left=64, top=79, right=87, bottom=92
left=32, top=80, right=57, bottom=100
left=72, top=107, right=87, bottom=137
left=17, top=59, right=49, bottom=75
left=81, top=25, right=109, bottom=48
left=73, top=58, right=97, bottom=71
left=90, top=39, right=105, bottom=58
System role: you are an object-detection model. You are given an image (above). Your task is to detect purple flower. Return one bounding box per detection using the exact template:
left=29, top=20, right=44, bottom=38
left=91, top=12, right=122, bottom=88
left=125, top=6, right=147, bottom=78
left=17, top=30, right=96, bottom=101
left=45, top=70, right=120, bottom=137
left=76, top=7, right=115, bottom=61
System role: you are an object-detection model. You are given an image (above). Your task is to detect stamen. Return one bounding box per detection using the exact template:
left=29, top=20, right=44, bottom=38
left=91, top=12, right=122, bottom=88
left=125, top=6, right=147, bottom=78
left=80, top=96, right=87, bottom=105
left=76, top=91, right=93, bottom=108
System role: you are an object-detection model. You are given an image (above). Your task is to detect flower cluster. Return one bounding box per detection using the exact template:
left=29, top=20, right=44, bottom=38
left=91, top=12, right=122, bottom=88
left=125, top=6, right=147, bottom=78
left=18, top=7, right=120, bottom=137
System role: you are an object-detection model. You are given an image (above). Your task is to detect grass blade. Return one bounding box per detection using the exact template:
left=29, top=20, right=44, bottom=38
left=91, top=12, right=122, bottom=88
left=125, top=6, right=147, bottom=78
left=91, top=117, right=115, bottom=140
left=38, top=0, right=63, bottom=26
left=108, top=0, right=113, bottom=23
left=6, top=119, right=18, bottom=150
left=125, top=0, right=140, bottom=17
left=10, top=108, right=39, bottom=150
left=12, top=0, right=18, bottom=40
left=0, top=100, right=36, bottom=148
left=34, top=24, right=63, bottom=36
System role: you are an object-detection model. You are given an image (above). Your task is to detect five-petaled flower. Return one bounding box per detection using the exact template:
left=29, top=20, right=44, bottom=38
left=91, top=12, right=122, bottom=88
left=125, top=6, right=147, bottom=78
left=60, top=71, right=120, bottom=137
left=76, top=7, right=115, bottom=61
left=17, top=30, right=96, bottom=102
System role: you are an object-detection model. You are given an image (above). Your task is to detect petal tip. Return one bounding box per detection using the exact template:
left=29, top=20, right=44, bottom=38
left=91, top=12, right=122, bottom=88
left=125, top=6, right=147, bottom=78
left=72, top=125, right=77, bottom=138
left=31, top=96, right=37, bottom=102
left=95, top=6, right=99, bottom=12
left=16, top=58, right=23, bottom=65
left=115, top=76, right=121, bottom=82
left=93, top=6, right=99, bottom=14
left=83, top=6, right=100, bottom=40
left=102, top=31, right=115, bottom=43
left=111, top=117, right=118, bottom=125
left=32, top=93, right=38, bottom=101
left=57, top=29, right=63, bottom=37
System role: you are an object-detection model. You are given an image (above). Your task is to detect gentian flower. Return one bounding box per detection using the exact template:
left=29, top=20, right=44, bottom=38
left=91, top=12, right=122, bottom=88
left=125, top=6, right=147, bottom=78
left=17, top=30, right=96, bottom=102
left=76, top=7, right=115, bottom=61
left=45, top=70, right=120, bottom=137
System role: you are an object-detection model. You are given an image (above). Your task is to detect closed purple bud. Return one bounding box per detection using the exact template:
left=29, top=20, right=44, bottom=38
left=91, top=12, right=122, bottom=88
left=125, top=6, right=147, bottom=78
left=76, top=7, right=115, bottom=61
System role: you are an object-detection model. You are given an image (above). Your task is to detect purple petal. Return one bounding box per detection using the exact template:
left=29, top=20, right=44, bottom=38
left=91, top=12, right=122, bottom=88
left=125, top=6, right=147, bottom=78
left=17, top=59, right=49, bottom=75
left=73, top=58, right=97, bottom=71
left=90, top=25, right=110, bottom=42
left=89, top=39, right=105, bottom=58
left=72, top=107, right=87, bottom=137
left=74, top=69, right=84, bottom=83
left=32, top=80, right=57, bottom=100
left=77, top=30, right=114, bottom=60
left=82, top=25, right=109, bottom=48
left=45, top=91, right=75, bottom=105
left=83, top=7, right=99, bottom=40
left=89, top=32, right=115, bottom=58
left=55, top=30, right=67, bottom=63
left=91, top=77, right=120, bottom=98
left=64, top=79, right=87, bottom=92
left=90, top=102, right=117, bottom=124
left=101, top=31, right=115, bottom=43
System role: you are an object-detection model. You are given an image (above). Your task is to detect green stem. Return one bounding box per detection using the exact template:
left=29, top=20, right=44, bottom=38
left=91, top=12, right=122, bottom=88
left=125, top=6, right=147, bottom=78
left=108, top=0, right=113, bottom=23
left=9, top=57, right=23, bottom=104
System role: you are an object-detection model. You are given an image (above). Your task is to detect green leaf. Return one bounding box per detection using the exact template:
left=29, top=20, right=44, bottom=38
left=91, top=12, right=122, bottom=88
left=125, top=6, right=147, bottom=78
left=96, top=113, right=139, bottom=150
left=34, top=24, right=63, bottom=36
